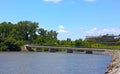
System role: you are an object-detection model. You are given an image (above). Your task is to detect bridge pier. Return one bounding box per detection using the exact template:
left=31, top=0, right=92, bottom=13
left=86, top=50, right=93, bottom=54
left=49, top=48, right=57, bottom=52
left=36, top=48, right=42, bottom=52
left=26, top=46, right=33, bottom=51
left=67, top=49, right=73, bottom=53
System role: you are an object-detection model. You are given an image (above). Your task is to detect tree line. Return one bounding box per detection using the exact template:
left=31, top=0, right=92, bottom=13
left=0, top=21, right=120, bottom=51
left=0, top=21, right=58, bottom=51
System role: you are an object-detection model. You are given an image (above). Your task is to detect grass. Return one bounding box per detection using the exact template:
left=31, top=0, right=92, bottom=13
left=91, top=44, right=120, bottom=49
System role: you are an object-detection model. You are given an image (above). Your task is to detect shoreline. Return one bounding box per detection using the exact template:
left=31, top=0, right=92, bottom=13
left=104, top=50, right=120, bottom=74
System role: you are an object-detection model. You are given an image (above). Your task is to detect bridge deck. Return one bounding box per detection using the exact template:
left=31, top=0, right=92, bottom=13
left=25, top=45, right=106, bottom=52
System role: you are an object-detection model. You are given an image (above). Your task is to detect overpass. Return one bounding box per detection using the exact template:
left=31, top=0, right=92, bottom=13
left=24, top=44, right=106, bottom=54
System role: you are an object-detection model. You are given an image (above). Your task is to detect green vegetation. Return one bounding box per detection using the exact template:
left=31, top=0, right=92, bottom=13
left=0, top=21, right=58, bottom=51
left=0, top=21, right=120, bottom=51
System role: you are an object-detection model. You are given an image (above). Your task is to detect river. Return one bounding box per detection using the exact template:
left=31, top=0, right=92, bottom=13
left=0, top=52, right=111, bottom=74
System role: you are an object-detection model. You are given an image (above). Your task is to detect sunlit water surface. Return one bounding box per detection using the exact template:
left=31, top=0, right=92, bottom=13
left=0, top=52, right=111, bottom=74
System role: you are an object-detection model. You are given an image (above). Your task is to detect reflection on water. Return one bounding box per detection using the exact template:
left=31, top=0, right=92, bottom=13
left=0, top=52, right=111, bottom=74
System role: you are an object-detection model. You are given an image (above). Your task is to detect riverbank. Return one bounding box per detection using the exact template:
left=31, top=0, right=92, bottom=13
left=104, top=50, right=120, bottom=74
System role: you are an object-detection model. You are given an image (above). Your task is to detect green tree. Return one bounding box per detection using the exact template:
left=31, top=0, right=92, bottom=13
left=46, top=30, right=58, bottom=45
left=0, top=22, right=13, bottom=38
left=0, top=20, right=59, bottom=51
left=36, top=28, right=47, bottom=45
left=75, top=39, right=83, bottom=47
left=116, top=40, right=120, bottom=45
left=17, top=21, right=38, bottom=43
left=0, top=37, right=21, bottom=51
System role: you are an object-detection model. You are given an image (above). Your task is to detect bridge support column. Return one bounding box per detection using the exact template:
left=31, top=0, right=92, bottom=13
left=49, top=48, right=56, bottom=53
left=36, top=48, right=42, bottom=52
left=86, top=50, right=93, bottom=54
left=26, top=46, right=33, bottom=51
left=67, top=49, right=73, bottom=53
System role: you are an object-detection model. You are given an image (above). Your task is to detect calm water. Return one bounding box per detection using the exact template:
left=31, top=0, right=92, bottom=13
left=0, top=52, right=111, bottom=74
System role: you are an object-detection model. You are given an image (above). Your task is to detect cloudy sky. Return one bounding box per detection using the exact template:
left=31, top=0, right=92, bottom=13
left=0, top=0, right=120, bottom=40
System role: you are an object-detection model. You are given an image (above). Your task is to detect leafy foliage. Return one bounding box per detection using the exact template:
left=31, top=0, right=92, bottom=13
left=0, top=21, right=58, bottom=51
left=0, top=21, right=120, bottom=51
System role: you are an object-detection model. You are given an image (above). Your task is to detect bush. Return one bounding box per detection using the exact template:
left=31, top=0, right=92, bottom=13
left=0, top=37, right=21, bottom=51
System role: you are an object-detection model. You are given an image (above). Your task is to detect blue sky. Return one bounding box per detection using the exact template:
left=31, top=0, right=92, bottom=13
left=0, top=0, right=120, bottom=40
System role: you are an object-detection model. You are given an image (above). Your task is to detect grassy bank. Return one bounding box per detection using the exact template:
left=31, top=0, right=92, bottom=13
left=90, top=44, right=120, bottom=49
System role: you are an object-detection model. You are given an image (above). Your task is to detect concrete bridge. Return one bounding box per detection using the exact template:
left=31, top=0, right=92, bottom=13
left=24, top=44, right=106, bottom=54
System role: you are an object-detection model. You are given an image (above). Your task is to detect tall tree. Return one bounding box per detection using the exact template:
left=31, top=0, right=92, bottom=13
left=17, top=21, right=38, bottom=43
left=46, top=30, right=58, bottom=45
left=0, top=22, right=13, bottom=38
left=36, top=28, right=47, bottom=45
left=75, top=39, right=83, bottom=47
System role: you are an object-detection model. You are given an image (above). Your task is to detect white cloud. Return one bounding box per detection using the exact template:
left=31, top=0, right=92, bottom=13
left=85, top=27, right=97, bottom=34
left=59, top=26, right=64, bottom=29
left=58, top=25, right=69, bottom=33
left=85, top=0, right=96, bottom=2
left=58, top=29, right=68, bottom=33
left=85, top=27, right=120, bottom=35
left=43, top=0, right=62, bottom=3
left=102, top=28, right=120, bottom=34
